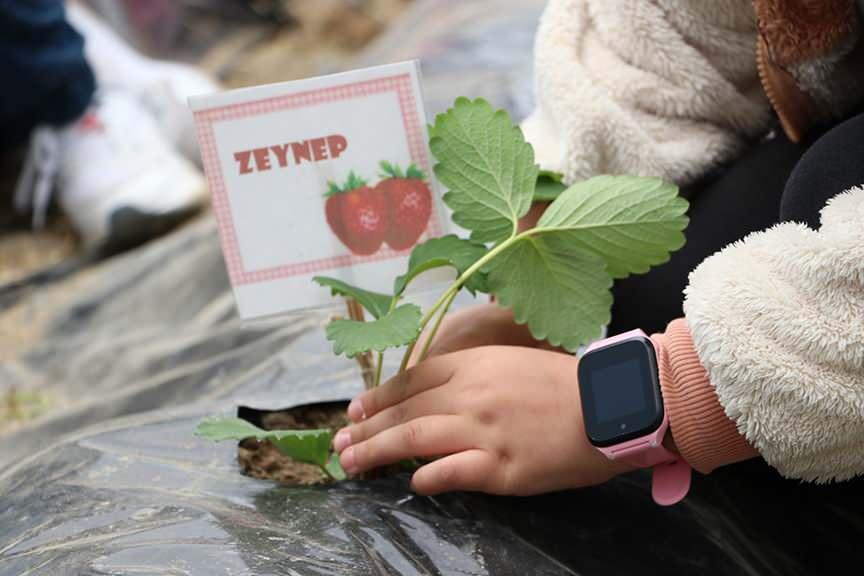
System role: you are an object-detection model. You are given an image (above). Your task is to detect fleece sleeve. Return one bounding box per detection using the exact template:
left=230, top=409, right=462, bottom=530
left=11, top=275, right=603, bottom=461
left=521, top=0, right=772, bottom=185
left=651, top=320, right=759, bottom=475
left=678, top=186, right=864, bottom=483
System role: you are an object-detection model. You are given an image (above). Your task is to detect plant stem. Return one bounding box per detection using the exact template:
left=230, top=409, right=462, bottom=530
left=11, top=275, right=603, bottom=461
left=398, top=231, right=525, bottom=372
left=372, top=296, right=400, bottom=388
left=320, top=462, right=336, bottom=481
left=399, top=289, right=452, bottom=372
left=374, top=351, right=384, bottom=387
left=417, top=288, right=458, bottom=363
left=347, top=299, right=377, bottom=390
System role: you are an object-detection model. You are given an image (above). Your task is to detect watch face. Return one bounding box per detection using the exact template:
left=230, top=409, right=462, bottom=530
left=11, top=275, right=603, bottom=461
left=578, top=337, right=664, bottom=447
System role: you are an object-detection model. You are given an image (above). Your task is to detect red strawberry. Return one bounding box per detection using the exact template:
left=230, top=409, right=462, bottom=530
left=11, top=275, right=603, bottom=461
left=324, top=172, right=388, bottom=255
left=324, top=182, right=350, bottom=247
left=376, top=161, right=432, bottom=250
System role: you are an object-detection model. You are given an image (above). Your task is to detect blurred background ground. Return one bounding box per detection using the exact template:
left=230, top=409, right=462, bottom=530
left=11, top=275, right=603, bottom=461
left=0, top=0, right=413, bottom=429
left=0, top=0, right=411, bottom=288
left=0, top=0, right=542, bottom=439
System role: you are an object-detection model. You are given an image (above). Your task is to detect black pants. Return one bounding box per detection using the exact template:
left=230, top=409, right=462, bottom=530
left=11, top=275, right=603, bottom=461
left=610, top=113, right=864, bottom=335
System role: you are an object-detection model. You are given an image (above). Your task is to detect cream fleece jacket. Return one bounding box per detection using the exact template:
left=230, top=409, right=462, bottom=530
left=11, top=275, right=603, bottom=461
left=522, top=0, right=772, bottom=185
left=524, top=0, right=864, bottom=483
left=681, top=189, right=864, bottom=482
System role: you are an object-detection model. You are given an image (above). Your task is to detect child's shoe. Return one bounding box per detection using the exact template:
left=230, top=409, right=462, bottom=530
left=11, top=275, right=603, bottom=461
left=66, top=2, right=219, bottom=166
left=15, top=90, right=206, bottom=251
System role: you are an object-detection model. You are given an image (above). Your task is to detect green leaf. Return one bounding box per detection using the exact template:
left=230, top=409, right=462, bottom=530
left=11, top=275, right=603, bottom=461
left=393, top=235, right=489, bottom=296
left=195, top=417, right=334, bottom=469
left=196, top=416, right=265, bottom=441
left=486, top=175, right=689, bottom=351
left=539, top=169, right=564, bottom=181
left=430, top=97, right=538, bottom=244
left=486, top=234, right=611, bottom=351
left=325, top=453, right=347, bottom=481
left=268, top=428, right=335, bottom=469
left=313, top=276, right=393, bottom=319
left=534, top=170, right=568, bottom=202
left=326, top=304, right=422, bottom=357
left=536, top=175, right=689, bottom=278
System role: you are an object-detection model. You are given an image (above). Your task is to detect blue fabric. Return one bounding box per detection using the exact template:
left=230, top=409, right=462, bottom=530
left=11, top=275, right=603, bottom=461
left=0, top=0, right=95, bottom=148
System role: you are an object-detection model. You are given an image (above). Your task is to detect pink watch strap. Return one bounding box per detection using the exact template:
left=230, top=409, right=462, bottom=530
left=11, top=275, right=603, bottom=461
left=585, top=329, right=691, bottom=505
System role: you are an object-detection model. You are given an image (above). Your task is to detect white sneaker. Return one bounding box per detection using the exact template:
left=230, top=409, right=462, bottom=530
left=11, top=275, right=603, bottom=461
left=66, top=2, right=220, bottom=166
left=15, top=90, right=207, bottom=250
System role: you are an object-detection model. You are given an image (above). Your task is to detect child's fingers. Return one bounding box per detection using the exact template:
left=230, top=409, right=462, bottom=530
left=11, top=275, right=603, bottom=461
left=335, top=389, right=455, bottom=453
left=348, top=354, right=457, bottom=421
left=410, top=449, right=500, bottom=495
left=339, top=415, right=473, bottom=474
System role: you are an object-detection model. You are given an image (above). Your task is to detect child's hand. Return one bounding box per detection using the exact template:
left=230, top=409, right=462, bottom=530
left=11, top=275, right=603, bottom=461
left=410, top=303, right=540, bottom=364
left=334, top=346, right=633, bottom=495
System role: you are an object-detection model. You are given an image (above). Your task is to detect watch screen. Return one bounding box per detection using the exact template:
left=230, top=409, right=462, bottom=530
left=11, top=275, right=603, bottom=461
left=589, top=357, right=649, bottom=423
left=578, top=337, right=664, bottom=447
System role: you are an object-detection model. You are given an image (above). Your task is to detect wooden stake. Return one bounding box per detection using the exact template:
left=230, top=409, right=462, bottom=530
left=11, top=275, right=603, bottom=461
left=346, top=299, right=377, bottom=390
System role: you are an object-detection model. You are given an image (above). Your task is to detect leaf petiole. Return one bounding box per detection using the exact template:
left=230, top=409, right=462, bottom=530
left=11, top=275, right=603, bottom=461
left=417, top=288, right=458, bottom=363
left=398, top=231, right=526, bottom=371
left=374, top=351, right=384, bottom=388
left=372, top=295, right=400, bottom=387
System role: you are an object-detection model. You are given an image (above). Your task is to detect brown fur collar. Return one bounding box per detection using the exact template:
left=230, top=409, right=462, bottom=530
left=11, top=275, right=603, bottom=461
left=753, top=0, right=863, bottom=141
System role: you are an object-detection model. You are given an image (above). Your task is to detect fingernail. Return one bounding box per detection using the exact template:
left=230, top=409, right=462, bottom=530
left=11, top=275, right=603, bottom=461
left=340, top=447, right=357, bottom=474
left=347, top=398, right=365, bottom=422
left=333, top=429, right=351, bottom=453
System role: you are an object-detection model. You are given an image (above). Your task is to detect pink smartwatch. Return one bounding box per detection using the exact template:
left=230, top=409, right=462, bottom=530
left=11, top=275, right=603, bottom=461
left=578, top=329, right=691, bottom=506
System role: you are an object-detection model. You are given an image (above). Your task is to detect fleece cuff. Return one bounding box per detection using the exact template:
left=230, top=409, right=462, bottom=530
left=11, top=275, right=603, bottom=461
left=651, top=319, right=759, bottom=474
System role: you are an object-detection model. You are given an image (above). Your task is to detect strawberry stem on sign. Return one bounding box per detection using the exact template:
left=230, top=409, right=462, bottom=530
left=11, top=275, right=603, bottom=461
left=325, top=172, right=369, bottom=196
left=379, top=161, right=425, bottom=180
left=405, top=164, right=425, bottom=180
left=379, top=160, right=404, bottom=179
left=325, top=180, right=342, bottom=197
left=344, top=171, right=368, bottom=191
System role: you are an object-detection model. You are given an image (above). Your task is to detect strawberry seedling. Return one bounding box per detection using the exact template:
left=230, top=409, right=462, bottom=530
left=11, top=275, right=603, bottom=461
left=197, top=97, right=689, bottom=481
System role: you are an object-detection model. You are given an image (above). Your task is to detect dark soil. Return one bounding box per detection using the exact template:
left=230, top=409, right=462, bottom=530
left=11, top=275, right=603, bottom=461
left=237, top=402, right=350, bottom=486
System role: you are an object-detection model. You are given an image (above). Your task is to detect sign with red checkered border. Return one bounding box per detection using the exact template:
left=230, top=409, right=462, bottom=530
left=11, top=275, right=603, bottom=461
left=190, top=61, right=446, bottom=319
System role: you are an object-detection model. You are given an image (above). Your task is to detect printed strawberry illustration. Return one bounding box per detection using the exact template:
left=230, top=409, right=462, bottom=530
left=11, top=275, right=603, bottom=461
left=324, top=172, right=388, bottom=255
left=376, top=161, right=432, bottom=250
